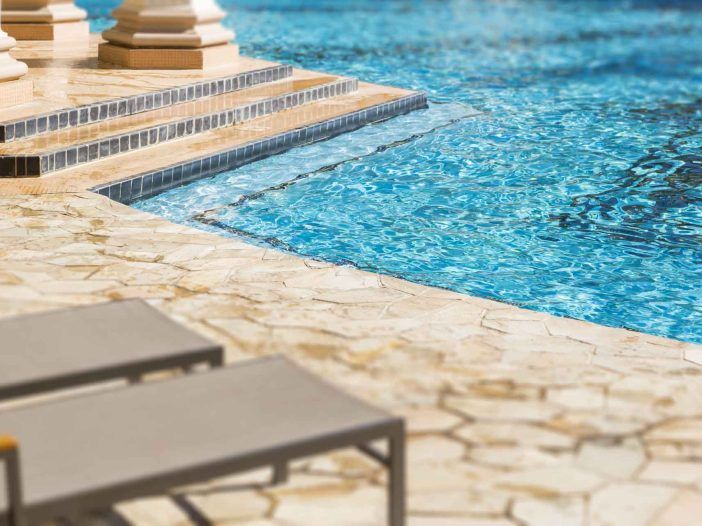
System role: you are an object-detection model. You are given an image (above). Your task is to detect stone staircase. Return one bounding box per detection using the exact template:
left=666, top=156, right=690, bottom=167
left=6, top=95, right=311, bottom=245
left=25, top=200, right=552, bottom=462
left=0, top=40, right=427, bottom=202
left=0, top=71, right=356, bottom=176
left=0, top=66, right=356, bottom=176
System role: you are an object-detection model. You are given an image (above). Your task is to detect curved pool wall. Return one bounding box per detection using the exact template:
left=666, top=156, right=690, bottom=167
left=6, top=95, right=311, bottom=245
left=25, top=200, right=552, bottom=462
left=86, top=0, right=702, bottom=344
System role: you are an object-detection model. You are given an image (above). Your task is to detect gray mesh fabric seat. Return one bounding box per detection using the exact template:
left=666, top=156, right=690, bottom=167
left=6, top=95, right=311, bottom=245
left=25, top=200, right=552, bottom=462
left=0, top=356, right=405, bottom=525
left=0, top=299, right=223, bottom=400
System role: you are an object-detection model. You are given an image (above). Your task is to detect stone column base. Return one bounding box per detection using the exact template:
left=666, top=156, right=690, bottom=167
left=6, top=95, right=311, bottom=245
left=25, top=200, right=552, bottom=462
left=2, top=21, right=90, bottom=41
left=97, top=43, right=239, bottom=70
left=0, top=79, right=32, bottom=108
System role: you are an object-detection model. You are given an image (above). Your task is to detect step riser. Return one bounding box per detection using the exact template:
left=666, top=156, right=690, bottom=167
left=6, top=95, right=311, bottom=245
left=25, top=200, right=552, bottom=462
left=0, top=65, right=293, bottom=143
left=0, top=78, right=359, bottom=177
left=93, top=92, right=428, bottom=205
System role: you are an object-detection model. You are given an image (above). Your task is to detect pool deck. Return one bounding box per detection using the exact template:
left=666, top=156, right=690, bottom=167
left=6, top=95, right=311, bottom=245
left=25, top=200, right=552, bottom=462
left=1, top=41, right=702, bottom=526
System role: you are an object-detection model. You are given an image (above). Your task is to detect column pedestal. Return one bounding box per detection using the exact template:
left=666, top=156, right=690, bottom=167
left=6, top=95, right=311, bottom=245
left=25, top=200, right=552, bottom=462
left=98, top=0, right=238, bottom=70
left=0, top=79, right=32, bottom=108
left=98, top=42, right=238, bottom=70
left=2, top=1, right=89, bottom=41
left=0, top=30, right=32, bottom=108
left=3, top=21, right=89, bottom=41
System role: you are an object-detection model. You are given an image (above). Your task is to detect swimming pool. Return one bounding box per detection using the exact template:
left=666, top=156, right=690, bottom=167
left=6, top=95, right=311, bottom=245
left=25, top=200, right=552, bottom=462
left=89, top=0, right=702, bottom=344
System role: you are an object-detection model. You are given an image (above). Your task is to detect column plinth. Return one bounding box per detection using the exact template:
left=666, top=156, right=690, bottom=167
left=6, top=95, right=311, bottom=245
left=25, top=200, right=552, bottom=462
left=0, top=29, right=32, bottom=108
left=98, top=0, right=238, bottom=70
left=2, top=0, right=89, bottom=41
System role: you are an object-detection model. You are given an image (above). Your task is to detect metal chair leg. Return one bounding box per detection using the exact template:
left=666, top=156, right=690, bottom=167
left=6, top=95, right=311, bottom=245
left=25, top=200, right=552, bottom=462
left=1, top=436, right=26, bottom=526
left=272, top=462, right=289, bottom=485
left=388, top=431, right=406, bottom=526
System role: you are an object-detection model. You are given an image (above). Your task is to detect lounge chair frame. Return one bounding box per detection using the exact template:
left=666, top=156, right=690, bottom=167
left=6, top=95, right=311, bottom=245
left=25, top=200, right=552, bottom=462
left=0, top=358, right=406, bottom=526
left=0, top=300, right=224, bottom=401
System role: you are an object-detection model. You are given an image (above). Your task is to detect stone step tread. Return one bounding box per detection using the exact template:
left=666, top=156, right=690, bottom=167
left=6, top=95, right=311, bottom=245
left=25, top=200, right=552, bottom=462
left=0, top=83, right=413, bottom=195
left=0, top=36, right=284, bottom=134
left=0, top=70, right=343, bottom=155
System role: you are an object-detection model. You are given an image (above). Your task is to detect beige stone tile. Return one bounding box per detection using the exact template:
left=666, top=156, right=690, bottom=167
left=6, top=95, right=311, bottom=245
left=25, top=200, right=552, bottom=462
left=446, top=396, right=562, bottom=423
left=113, top=497, right=188, bottom=526
left=184, top=490, right=270, bottom=522
left=409, top=488, right=509, bottom=516
left=638, top=461, right=702, bottom=485
left=547, top=411, right=652, bottom=438
left=401, top=407, right=464, bottom=435
left=574, top=438, right=645, bottom=479
left=589, top=483, right=676, bottom=526
left=407, top=462, right=501, bottom=494
left=408, top=435, right=466, bottom=463
left=408, top=518, right=517, bottom=526
left=546, top=386, right=605, bottom=410
left=455, top=422, right=576, bottom=449
left=303, top=450, right=379, bottom=479
left=511, top=496, right=585, bottom=526
left=469, top=446, right=572, bottom=470
left=273, top=484, right=385, bottom=525
left=495, top=467, right=602, bottom=497
left=645, top=418, right=702, bottom=442
left=684, top=348, right=702, bottom=366
left=649, top=490, right=702, bottom=526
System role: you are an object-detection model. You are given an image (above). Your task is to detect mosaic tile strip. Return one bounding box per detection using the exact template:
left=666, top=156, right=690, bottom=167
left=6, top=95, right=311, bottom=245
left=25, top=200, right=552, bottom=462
left=0, top=78, right=358, bottom=177
left=92, top=92, right=428, bottom=204
left=0, top=64, right=293, bottom=144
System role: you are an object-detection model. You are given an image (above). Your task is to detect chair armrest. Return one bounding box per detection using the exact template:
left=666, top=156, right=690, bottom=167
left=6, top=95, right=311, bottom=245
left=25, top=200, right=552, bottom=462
left=0, top=435, right=25, bottom=526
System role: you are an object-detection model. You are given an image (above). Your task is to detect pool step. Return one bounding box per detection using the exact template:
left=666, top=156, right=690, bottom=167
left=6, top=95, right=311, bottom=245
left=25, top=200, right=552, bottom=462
left=0, top=72, right=358, bottom=177
left=92, top=85, right=425, bottom=203
left=69, top=84, right=422, bottom=202
left=0, top=61, right=293, bottom=143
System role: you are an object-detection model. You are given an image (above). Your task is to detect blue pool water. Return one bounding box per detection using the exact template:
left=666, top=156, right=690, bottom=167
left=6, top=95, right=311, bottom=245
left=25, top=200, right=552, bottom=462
left=87, top=0, right=702, bottom=343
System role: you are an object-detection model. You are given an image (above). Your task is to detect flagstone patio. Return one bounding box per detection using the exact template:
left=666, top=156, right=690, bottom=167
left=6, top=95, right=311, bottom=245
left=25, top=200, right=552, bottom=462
left=1, top=191, right=701, bottom=526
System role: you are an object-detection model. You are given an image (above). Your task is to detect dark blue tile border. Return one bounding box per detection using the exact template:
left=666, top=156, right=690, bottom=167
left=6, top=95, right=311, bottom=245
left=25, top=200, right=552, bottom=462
left=92, top=92, right=428, bottom=204
left=0, top=64, right=292, bottom=144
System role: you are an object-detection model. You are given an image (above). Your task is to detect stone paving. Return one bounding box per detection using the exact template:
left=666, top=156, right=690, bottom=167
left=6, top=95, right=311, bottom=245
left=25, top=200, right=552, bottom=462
left=1, top=191, right=702, bottom=526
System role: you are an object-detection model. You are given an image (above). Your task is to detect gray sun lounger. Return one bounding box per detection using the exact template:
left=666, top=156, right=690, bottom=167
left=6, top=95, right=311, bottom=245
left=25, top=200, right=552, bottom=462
left=0, top=300, right=223, bottom=401
left=0, top=355, right=405, bottom=526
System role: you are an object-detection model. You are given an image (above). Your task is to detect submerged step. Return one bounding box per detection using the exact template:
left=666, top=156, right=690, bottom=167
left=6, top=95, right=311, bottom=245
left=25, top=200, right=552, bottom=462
left=0, top=75, right=358, bottom=177
left=92, top=87, right=428, bottom=203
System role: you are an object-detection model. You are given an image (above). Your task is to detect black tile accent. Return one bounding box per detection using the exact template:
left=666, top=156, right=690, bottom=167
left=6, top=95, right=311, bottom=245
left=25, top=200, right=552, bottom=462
left=0, top=157, right=15, bottom=177
left=78, top=145, right=88, bottom=163
left=66, top=148, right=77, bottom=166
left=25, top=156, right=40, bottom=175
left=99, top=140, right=110, bottom=158
left=14, top=121, right=25, bottom=139
left=55, top=151, right=66, bottom=170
